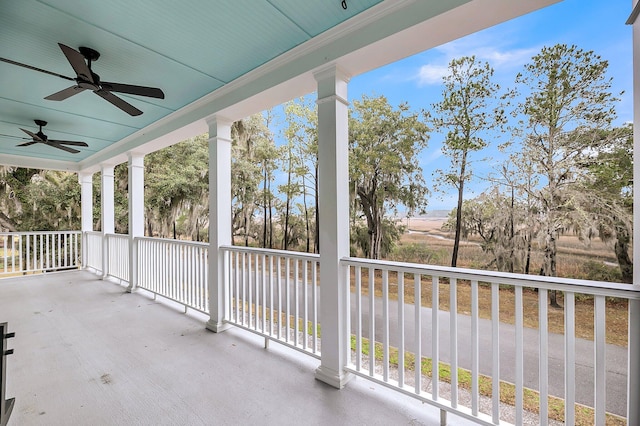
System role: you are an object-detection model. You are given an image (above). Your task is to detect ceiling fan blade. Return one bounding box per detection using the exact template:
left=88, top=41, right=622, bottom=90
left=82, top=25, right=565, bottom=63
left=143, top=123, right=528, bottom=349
left=16, top=141, right=39, bottom=147
left=48, top=140, right=89, bottom=147
left=94, top=90, right=143, bottom=116
left=45, top=85, right=86, bottom=101
left=47, top=141, right=80, bottom=154
left=0, top=57, right=75, bottom=81
left=19, top=128, right=42, bottom=141
left=101, top=82, right=165, bottom=99
left=0, top=133, right=29, bottom=140
left=58, top=43, right=94, bottom=82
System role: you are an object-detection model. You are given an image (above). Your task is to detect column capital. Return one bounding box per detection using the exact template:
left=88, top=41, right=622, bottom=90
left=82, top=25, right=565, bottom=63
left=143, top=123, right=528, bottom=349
left=127, top=152, right=145, bottom=168
left=313, top=64, right=351, bottom=84
left=100, top=164, right=115, bottom=176
left=205, top=115, right=233, bottom=130
left=78, top=171, right=93, bottom=184
left=206, top=115, right=233, bottom=143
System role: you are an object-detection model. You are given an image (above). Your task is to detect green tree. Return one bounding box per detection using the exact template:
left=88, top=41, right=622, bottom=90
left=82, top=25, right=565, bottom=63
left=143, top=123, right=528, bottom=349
left=578, top=125, right=633, bottom=282
left=282, top=97, right=319, bottom=252
left=231, top=115, right=268, bottom=246
left=145, top=135, right=209, bottom=238
left=349, top=94, right=429, bottom=259
left=446, top=187, right=530, bottom=273
left=429, top=56, right=503, bottom=267
left=509, top=44, right=619, bottom=305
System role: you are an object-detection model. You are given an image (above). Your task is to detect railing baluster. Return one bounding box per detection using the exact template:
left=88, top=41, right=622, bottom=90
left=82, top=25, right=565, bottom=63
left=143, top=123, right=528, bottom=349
left=261, top=254, right=266, bottom=333
left=18, top=235, right=23, bottom=272
left=491, top=282, right=500, bottom=424
left=303, top=259, right=309, bottom=349
left=565, top=291, right=576, bottom=425
left=382, top=269, right=389, bottom=382
left=26, top=234, right=31, bottom=273
left=355, top=266, right=362, bottom=371
left=539, top=288, right=549, bottom=426
left=594, top=295, right=606, bottom=425
left=285, top=258, right=291, bottom=342
left=312, top=259, right=318, bottom=353
left=39, top=234, right=43, bottom=271
left=242, top=252, right=247, bottom=326
left=450, top=278, right=458, bottom=407
left=412, top=274, right=421, bottom=394
left=397, top=271, right=405, bottom=388
left=471, top=280, right=479, bottom=415
left=269, top=255, right=274, bottom=335
left=250, top=253, right=256, bottom=329
left=515, top=285, right=524, bottom=425
left=277, top=256, right=282, bottom=339
left=57, top=232, right=61, bottom=268
left=368, top=267, right=375, bottom=377
left=294, top=258, right=299, bottom=345
left=432, top=275, right=439, bottom=400
left=46, top=233, right=50, bottom=270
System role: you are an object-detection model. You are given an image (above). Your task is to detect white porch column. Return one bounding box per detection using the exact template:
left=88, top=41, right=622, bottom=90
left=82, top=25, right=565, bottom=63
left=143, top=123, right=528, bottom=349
left=629, top=1, right=640, bottom=424
left=127, top=153, right=145, bottom=292
left=205, top=116, right=233, bottom=333
left=78, top=172, right=93, bottom=268
left=314, top=64, right=353, bottom=388
left=101, top=164, right=115, bottom=279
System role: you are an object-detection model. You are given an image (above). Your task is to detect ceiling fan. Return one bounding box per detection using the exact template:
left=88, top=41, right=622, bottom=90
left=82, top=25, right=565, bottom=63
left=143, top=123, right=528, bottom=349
left=10, top=120, right=88, bottom=154
left=0, top=43, right=164, bottom=116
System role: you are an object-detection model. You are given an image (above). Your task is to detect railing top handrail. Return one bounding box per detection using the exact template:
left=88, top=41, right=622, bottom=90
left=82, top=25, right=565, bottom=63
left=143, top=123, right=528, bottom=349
left=1, top=230, right=81, bottom=236
left=137, top=236, right=209, bottom=248
left=342, top=256, right=640, bottom=299
left=105, top=233, right=130, bottom=239
left=221, top=245, right=320, bottom=260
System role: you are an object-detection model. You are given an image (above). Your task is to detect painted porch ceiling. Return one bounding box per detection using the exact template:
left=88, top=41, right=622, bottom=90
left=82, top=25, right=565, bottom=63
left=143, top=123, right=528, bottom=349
left=0, top=0, right=383, bottom=164
left=0, top=0, right=561, bottom=172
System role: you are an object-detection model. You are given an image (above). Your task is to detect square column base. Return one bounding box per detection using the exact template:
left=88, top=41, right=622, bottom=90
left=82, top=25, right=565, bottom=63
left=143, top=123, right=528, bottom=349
left=314, top=365, right=354, bottom=389
left=205, top=319, right=232, bottom=333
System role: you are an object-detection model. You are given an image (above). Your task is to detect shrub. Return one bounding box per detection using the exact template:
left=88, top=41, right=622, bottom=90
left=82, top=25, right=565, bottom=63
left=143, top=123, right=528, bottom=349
left=390, top=242, right=447, bottom=265
left=582, top=260, right=622, bottom=283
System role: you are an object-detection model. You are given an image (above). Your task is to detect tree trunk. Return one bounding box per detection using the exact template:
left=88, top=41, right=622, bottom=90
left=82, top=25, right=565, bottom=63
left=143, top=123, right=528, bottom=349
left=614, top=223, right=633, bottom=284
left=508, top=186, right=515, bottom=273
left=451, top=152, right=467, bottom=267
left=543, top=230, right=561, bottom=308
left=302, top=176, right=310, bottom=253
left=262, top=167, right=267, bottom=248
left=451, top=182, right=464, bottom=267
left=283, top=160, right=292, bottom=250
left=524, top=234, right=532, bottom=275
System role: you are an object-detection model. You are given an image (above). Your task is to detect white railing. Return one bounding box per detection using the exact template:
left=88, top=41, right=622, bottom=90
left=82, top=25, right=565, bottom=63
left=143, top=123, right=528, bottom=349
left=106, top=234, right=130, bottom=282
left=0, top=231, right=81, bottom=276
left=221, top=246, right=321, bottom=359
left=342, top=257, right=639, bottom=426
left=137, top=237, right=208, bottom=314
left=85, top=231, right=103, bottom=272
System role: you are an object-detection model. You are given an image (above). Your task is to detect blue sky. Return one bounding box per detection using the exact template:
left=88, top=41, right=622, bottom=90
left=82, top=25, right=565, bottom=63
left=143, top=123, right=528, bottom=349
left=269, top=0, right=633, bottom=213
left=344, top=0, right=634, bottom=211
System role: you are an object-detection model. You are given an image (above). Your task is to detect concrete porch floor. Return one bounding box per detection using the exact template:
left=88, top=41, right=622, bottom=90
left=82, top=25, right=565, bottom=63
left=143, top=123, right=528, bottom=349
left=0, top=270, right=477, bottom=426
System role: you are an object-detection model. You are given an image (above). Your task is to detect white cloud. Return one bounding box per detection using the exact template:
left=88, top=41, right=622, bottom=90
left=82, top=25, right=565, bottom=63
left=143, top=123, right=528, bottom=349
left=416, top=64, right=449, bottom=86
left=411, top=29, right=541, bottom=86
left=473, top=46, right=539, bottom=69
